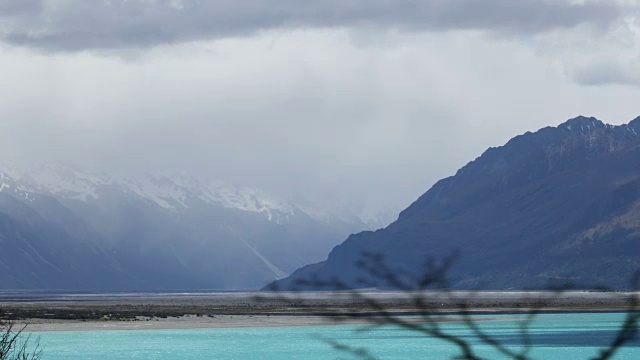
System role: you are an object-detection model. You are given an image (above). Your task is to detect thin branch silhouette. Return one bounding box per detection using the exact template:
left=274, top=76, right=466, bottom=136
left=0, top=315, right=42, bottom=360
left=262, top=252, right=640, bottom=360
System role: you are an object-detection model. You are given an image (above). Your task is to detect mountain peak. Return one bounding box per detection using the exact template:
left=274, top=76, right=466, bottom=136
left=558, top=116, right=605, bottom=132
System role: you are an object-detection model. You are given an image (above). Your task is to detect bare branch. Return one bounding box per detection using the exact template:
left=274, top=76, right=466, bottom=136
left=261, top=253, right=640, bottom=360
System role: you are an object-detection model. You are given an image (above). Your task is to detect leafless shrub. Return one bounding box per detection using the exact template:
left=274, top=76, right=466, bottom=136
left=0, top=316, right=42, bottom=360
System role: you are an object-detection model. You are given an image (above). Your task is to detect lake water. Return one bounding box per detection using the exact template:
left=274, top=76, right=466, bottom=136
left=31, top=312, right=639, bottom=359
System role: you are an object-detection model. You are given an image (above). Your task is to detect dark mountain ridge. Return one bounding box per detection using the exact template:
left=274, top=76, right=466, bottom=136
left=270, top=116, right=640, bottom=290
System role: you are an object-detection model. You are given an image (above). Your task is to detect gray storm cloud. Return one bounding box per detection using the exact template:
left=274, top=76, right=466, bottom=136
left=572, top=61, right=640, bottom=86
left=1, top=0, right=639, bottom=217
left=0, top=0, right=626, bottom=51
left=0, top=0, right=42, bottom=15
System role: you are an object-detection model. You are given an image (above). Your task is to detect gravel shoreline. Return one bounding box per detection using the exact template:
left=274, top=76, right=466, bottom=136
left=1, top=291, right=637, bottom=332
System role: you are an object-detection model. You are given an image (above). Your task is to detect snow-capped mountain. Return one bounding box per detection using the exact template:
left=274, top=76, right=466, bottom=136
left=0, top=163, right=377, bottom=290
left=1, top=164, right=335, bottom=224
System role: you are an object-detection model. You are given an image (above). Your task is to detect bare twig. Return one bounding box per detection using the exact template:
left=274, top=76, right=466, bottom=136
left=0, top=315, right=42, bottom=360
left=262, top=253, right=640, bottom=360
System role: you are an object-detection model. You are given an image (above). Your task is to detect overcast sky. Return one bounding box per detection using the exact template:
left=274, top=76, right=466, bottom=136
left=1, top=0, right=639, bottom=216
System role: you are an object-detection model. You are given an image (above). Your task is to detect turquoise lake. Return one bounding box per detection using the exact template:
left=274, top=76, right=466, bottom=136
left=31, top=312, right=639, bottom=359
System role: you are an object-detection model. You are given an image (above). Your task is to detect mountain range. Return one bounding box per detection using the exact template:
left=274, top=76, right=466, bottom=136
left=0, top=164, right=391, bottom=290
left=270, top=116, right=640, bottom=291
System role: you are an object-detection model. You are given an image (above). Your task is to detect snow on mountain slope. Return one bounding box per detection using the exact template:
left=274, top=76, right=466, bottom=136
left=0, top=170, right=37, bottom=201
left=207, top=182, right=295, bottom=220
left=1, top=163, right=108, bottom=201
left=118, top=174, right=296, bottom=223
left=0, top=164, right=355, bottom=225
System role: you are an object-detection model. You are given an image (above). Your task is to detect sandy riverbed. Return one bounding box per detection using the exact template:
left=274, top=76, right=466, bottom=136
left=17, top=314, right=342, bottom=332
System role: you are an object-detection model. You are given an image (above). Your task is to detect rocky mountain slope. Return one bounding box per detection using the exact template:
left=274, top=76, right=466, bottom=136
left=270, top=116, right=640, bottom=290
left=0, top=165, right=381, bottom=290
